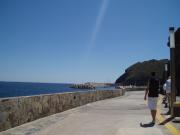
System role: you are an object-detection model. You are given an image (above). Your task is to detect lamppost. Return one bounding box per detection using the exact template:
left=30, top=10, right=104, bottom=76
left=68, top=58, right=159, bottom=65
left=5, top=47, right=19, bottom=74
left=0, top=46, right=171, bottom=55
left=169, top=27, right=177, bottom=116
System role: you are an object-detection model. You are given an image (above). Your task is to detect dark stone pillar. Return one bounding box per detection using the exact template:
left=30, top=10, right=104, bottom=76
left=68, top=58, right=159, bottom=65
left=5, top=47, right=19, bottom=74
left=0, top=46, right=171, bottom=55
left=175, top=28, right=180, bottom=96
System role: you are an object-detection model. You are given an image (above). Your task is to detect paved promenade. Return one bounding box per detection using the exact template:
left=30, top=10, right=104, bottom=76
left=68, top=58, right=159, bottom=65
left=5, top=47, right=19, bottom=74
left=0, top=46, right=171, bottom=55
left=0, top=91, right=177, bottom=135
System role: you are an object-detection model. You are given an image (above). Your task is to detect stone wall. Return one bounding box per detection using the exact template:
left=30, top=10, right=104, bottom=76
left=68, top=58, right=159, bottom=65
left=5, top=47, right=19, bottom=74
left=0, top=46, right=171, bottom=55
left=0, top=89, right=125, bottom=131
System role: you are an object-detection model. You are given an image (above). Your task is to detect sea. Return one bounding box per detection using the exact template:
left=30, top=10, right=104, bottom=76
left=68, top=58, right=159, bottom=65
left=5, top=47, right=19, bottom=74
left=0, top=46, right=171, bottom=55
left=0, top=82, right=114, bottom=98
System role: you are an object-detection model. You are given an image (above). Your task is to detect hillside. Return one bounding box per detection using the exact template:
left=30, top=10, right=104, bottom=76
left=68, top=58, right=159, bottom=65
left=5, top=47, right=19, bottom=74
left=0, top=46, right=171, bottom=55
left=115, top=59, right=169, bottom=86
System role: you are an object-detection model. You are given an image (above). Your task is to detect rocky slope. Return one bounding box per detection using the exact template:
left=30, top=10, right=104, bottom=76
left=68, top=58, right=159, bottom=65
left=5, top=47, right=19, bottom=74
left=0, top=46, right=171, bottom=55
left=115, top=59, right=169, bottom=86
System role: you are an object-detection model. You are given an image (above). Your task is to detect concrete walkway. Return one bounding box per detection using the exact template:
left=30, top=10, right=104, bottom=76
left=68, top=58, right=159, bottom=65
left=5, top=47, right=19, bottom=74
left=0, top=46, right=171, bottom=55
left=0, top=91, right=172, bottom=135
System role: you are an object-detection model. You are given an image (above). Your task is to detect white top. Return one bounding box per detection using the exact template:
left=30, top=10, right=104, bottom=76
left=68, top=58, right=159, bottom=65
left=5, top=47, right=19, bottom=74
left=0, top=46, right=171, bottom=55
left=164, top=79, right=171, bottom=93
left=163, top=83, right=167, bottom=91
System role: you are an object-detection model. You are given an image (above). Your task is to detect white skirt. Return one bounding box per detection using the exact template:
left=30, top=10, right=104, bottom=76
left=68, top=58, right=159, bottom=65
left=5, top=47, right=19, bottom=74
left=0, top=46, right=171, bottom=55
left=148, top=97, right=158, bottom=110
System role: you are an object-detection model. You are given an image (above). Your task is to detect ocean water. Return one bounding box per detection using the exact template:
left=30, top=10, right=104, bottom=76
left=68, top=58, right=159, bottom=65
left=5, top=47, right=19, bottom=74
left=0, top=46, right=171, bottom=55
left=0, top=82, right=86, bottom=98
left=0, top=82, right=114, bottom=98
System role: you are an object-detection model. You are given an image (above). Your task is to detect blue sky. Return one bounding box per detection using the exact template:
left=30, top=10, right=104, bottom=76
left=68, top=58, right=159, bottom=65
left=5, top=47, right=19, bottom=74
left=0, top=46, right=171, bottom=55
left=0, top=0, right=180, bottom=83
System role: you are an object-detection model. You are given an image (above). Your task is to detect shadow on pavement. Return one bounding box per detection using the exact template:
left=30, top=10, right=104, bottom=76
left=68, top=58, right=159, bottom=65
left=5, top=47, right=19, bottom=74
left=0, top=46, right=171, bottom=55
left=159, top=117, right=175, bottom=125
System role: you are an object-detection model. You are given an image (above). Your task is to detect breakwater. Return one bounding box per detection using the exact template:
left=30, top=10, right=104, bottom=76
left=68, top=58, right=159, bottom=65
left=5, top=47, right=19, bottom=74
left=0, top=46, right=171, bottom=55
left=70, top=84, right=95, bottom=89
left=0, top=89, right=125, bottom=131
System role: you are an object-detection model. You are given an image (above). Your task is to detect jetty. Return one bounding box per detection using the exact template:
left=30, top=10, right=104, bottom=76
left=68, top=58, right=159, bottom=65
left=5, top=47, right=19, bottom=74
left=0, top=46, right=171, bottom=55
left=70, top=84, right=95, bottom=89
left=70, top=82, right=114, bottom=89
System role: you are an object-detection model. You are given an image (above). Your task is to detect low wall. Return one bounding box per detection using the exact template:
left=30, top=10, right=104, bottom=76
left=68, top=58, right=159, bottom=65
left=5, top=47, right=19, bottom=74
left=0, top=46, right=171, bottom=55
left=0, top=89, right=125, bottom=131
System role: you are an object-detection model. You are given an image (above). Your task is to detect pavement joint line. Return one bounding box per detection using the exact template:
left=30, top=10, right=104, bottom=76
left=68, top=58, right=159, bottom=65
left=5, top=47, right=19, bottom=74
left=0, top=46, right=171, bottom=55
left=156, top=96, right=180, bottom=135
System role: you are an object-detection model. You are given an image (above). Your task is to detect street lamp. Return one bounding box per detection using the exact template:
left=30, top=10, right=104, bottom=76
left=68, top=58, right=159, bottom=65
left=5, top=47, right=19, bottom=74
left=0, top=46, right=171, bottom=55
left=169, top=27, right=177, bottom=116
left=169, top=27, right=175, bottom=48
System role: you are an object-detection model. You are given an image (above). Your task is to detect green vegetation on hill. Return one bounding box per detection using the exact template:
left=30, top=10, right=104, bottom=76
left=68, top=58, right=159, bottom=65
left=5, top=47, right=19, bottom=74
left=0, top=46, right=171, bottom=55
left=115, top=59, right=169, bottom=86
